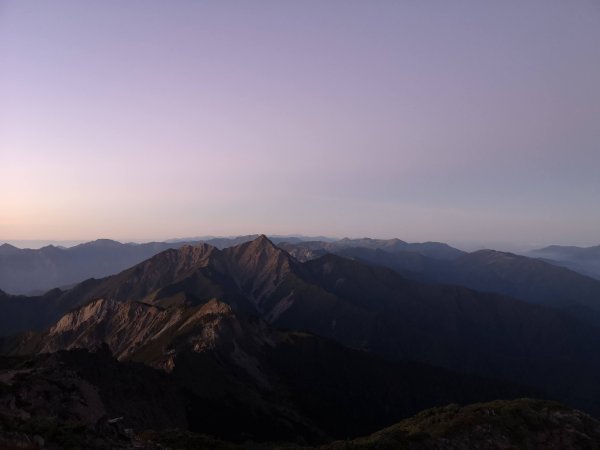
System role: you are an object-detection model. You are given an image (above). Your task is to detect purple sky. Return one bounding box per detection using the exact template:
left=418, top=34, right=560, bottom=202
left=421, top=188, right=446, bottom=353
left=1, top=0, right=599, bottom=249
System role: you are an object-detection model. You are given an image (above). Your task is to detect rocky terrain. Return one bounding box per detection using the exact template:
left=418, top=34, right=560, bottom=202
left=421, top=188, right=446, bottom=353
left=4, top=236, right=600, bottom=416
left=2, top=236, right=600, bottom=448
left=1, top=297, right=539, bottom=444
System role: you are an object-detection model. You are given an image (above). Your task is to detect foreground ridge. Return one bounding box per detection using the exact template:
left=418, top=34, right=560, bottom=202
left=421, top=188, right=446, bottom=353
left=323, top=399, right=600, bottom=450
left=1, top=395, right=598, bottom=449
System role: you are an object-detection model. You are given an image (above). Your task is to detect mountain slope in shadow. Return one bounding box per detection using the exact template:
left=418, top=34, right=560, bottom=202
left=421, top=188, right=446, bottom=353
left=283, top=241, right=600, bottom=327
left=1, top=299, right=538, bottom=444
left=3, top=236, right=600, bottom=416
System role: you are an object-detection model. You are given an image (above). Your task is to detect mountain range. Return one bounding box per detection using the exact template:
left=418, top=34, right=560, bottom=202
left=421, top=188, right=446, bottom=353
left=1, top=235, right=600, bottom=447
left=0, top=239, right=197, bottom=295
left=3, top=236, right=600, bottom=412
left=0, top=236, right=462, bottom=295
left=281, top=241, right=600, bottom=327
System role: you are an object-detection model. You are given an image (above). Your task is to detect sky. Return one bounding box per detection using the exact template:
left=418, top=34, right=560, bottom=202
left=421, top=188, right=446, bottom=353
left=1, top=0, right=599, bottom=250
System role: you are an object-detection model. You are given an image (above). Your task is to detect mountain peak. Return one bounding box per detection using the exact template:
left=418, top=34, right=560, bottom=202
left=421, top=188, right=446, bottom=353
left=219, top=235, right=297, bottom=309
left=138, top=241, right=217, bottom=272
left=74, top=239, right=123, bottom=249
left=231, top=234, right=285, bottom=258
left=224, top=233, right=283, bottom=257
left=253, top=234, right=275, bottom=246
left=0, top=243, right=20, bottom=255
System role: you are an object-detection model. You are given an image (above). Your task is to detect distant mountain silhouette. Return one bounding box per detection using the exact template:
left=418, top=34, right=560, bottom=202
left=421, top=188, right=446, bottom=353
left=433, top=250, right=600, bottom=323
left=0, top=239, right=201, bottom=295
left=0, top=235, right=445, bottom=294
left=3, top=236, right=600, bottom=416
left=530, top=244, right=600, bottom=280
left=283, top=242, right=600, bottom=327
left=0, top=243, right=21, bottom=256
left=279, top=238, right=465, bottom=261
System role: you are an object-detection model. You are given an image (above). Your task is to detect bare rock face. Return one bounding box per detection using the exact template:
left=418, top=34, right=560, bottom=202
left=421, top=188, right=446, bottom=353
left=23, top=295, right=285, bottom=404
left=43, top=299, right=176, bottom=360
left=35, top=297, right=277, bottom=373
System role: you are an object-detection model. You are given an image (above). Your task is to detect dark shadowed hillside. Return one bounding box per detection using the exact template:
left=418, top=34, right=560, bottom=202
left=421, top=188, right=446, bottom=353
left=1, top=300, right=537, bottom=444
left=283, top=242, right=600, bottom=327
left=431, top=250, right=600, bottom=324
left=3, top=236, right=600, bottom=417
left=323, top=399, right=600, bottom=450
